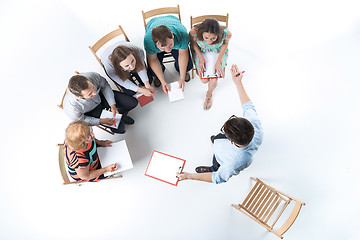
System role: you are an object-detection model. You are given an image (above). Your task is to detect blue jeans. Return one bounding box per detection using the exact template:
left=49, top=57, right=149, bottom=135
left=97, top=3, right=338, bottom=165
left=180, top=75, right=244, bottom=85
left=148, top=48, right=193, bottom=78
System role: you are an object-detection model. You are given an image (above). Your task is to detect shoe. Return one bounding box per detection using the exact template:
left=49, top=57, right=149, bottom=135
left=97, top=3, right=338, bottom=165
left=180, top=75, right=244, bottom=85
left=185, top=72, right=191, bottom=82
left=210, top=135, right=215, bottom=143
left=195, top=166, right=212, bottom=173
left=122, top=115, right=135, bottom=125
left=153, top=76, right=161, bottom=87
left=110, top=124, right=125, bottom=134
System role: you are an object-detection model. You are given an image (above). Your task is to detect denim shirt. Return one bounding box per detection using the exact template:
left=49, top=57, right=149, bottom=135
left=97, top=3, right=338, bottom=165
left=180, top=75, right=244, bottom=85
left=212, top=101, right=263, bottom=184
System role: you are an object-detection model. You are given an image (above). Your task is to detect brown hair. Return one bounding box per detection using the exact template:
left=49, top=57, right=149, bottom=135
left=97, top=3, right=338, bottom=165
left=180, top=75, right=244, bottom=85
left=195, top=18, right=225, bottom=44
left=109, top=45, right=145, bottom=81
left=151, top=25, right=173, bottom=46
left=223, top=117, right=254, bottom=146
left=65, top=120, right=90, bottom=150
left=68, top=75, right=89, bottom=97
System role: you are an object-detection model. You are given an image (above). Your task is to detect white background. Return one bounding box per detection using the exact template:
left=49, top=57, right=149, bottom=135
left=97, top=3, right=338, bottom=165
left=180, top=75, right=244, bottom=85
left=0, top=0, right=359, bottom=239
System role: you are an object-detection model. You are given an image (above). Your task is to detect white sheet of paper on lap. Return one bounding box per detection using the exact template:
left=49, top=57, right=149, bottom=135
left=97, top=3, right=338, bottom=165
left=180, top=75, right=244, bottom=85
left=100, top=109, right=122, bottom=128
left=201, top=52, right=219, bottom=79
left=145, top=151, right=186, bottom=186
left=98, top=140, right=133, bottom=177
left=168, top=81, right=184, bottom=102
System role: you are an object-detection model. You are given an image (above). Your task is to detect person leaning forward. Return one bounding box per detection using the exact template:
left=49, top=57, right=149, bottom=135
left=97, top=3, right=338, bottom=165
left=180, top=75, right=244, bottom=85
left=144, top=15, right=193, bottom=93
left=177, top=65, right=264, bottom=184
left=63, top=72, right=137, bottom=134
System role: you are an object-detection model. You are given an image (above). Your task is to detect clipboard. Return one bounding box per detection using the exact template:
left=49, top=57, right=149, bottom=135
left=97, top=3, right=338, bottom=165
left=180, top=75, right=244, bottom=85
left=145, top=150, right=186, bottom=186
left=199, top=52, right=220, bottom=79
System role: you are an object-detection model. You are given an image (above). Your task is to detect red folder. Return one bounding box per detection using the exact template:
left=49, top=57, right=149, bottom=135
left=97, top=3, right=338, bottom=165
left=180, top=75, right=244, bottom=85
left=137, top=94, right=154, bottom=107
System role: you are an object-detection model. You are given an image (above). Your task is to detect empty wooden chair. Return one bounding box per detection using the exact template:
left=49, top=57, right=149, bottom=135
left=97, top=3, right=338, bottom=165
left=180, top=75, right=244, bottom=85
left=231, top=177, right=305, bottom=238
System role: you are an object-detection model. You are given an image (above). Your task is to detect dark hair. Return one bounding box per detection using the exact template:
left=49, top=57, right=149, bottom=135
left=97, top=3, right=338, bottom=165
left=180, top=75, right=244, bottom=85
left=151, top=25, right=173, bottom=46
left=223, top=117, right=254, bottom=146
left=195, top=18, right=225, bottom=44
left=109, top=45, right=145, bottom=81
left=68, top=75, right=89, bottom=97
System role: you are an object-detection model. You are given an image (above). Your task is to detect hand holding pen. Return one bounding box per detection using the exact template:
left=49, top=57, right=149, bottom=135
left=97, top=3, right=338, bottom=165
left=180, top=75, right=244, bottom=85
left=230, top=64, right=245, bottom=85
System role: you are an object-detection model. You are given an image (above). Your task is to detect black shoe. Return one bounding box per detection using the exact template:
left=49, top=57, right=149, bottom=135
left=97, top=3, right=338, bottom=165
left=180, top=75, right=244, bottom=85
left=185, top=72, right=191, bottom=82
left=195, top=166, right=212, bottom=173
left=210, top=135, right=215, bottom=143
left=153, top=76, right=161, bottom=87
left=123, top=116, right=135, bottom=125
left=110, top=124, right=125, bottom=134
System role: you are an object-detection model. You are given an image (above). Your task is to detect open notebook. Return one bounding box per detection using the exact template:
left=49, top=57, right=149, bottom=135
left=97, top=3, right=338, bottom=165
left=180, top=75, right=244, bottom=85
left=97, top=140, right=133, bottom=177
left=100, top=109, right=122, bottom=128
left=145, top=151, right=186, bottom=186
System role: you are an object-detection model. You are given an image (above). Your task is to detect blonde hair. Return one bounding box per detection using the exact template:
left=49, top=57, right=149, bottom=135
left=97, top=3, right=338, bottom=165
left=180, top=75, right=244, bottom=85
left=65, top=120, right=90, bottom=150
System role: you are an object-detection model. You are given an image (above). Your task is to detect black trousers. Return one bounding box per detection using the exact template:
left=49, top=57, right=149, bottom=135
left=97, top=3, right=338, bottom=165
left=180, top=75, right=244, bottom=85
left=85, top=91, right=137, bottom=131
left=210, top=133, right=228, bottom=172
left=148, top=48, right=193, bottom=78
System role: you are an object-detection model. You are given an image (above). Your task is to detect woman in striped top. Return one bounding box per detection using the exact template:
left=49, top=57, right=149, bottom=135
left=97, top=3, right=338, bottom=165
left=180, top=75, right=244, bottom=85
left=64, top=120, right=117, bottom=182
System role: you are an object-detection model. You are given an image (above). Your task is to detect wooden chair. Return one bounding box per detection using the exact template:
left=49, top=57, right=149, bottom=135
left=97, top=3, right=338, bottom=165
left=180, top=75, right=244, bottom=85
left=89, top=25, right=130, bottom=92
left=141, top=5, right=181, bottom=64
left=57, top=71, right=115, bottom=135
left=57, top=144, right=123, bottom=185
left=190, top=13, right=229, bottom=78
left=231, top=177, right=305, bottom=239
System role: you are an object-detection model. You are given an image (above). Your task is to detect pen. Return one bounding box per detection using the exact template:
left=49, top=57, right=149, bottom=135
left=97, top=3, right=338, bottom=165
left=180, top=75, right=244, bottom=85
left=151, top=90, right=157, bottom=93
left=235, top=71, right=245, bottom=77
left=113, top=119, right=116, bottom=127
left=176, top=166, right=183, bottom=178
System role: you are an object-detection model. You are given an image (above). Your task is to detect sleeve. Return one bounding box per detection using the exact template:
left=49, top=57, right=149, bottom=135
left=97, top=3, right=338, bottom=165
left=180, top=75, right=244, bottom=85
left=144, top=33, right=156, bottom=55
left=211, top=165, right=238, bottom=184
left=242, top=101, right=259, bottom=122
left=137, top=69, right=150, bottom=83
left=95, top=73, right=116, bottom=106
left=63, top=91, right=100, bottom=126
left=178, top=26, right=190, bottom=49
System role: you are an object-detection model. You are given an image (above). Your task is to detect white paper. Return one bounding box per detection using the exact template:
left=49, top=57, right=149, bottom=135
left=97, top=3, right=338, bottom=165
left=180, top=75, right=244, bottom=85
left=202, top=52, right=219, bottom=78
left=168, top=81, right=184, bottom=102
left=100, top=109, right=122, bottom=128
left=97, top=140, right=133, bottom=177
left=145, top=151, right=185, bottom=185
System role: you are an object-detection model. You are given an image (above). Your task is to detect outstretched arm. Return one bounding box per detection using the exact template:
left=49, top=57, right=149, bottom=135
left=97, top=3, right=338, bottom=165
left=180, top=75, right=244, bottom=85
left=176, top=172, right=212, bottom=183
left=230, top=64, right=250, bottom=105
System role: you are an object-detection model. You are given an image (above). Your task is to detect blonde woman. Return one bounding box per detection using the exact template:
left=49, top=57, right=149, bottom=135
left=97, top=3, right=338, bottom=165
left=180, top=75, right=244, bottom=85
left=64, top=120, right=117, bottom=182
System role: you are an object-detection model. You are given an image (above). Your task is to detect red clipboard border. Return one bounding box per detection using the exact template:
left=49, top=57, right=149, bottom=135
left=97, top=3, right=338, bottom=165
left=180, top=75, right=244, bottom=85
left=144, top=150, right=186, bottom=186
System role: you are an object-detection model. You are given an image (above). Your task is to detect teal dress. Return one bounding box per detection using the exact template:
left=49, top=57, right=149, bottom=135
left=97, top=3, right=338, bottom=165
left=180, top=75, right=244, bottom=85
left=192, top=28, right=229, bottom=69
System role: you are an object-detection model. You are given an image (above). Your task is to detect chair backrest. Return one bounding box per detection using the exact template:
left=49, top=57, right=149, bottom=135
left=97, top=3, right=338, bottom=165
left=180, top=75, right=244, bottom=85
left=58, top=144, right=79, bottom=185
left=89, top=25, right=130, bottom=68
left=190, top=13, right=229, bottom=29
left=232, top=177, right=305, bottom=239
left=142, top=5, right=181, bottom=30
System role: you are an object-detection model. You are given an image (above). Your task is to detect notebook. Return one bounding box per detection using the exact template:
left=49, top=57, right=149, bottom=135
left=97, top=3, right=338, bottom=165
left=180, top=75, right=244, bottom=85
left=168, top=81, right=184, bottom=102
left=97, top=140, right=133, bottom=177
left=100, top=109, right=122, bottom=128
left=136, top=93, right=154, bottom=107
left=200, top=52, right=220, bottom=79
left=145, top=150, right=186, bottom=186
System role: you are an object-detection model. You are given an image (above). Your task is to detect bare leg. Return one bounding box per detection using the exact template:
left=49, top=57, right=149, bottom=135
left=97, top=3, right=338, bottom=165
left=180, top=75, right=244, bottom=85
left=203, top=78, right=218, bottom=110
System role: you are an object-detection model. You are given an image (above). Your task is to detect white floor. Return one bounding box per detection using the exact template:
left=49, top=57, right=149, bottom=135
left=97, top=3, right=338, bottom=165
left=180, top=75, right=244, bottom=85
left=1, top=0, right=359, bottom=239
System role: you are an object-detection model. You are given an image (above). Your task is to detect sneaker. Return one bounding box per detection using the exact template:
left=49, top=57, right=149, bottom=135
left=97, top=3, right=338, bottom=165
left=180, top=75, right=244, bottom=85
left=185, top=72, right=191, bottom=82
left=122, top=116, right=135, bottom=125
left=153, top=76, right=161, bottom=87
left=195, top=166, right=212, bottom=173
